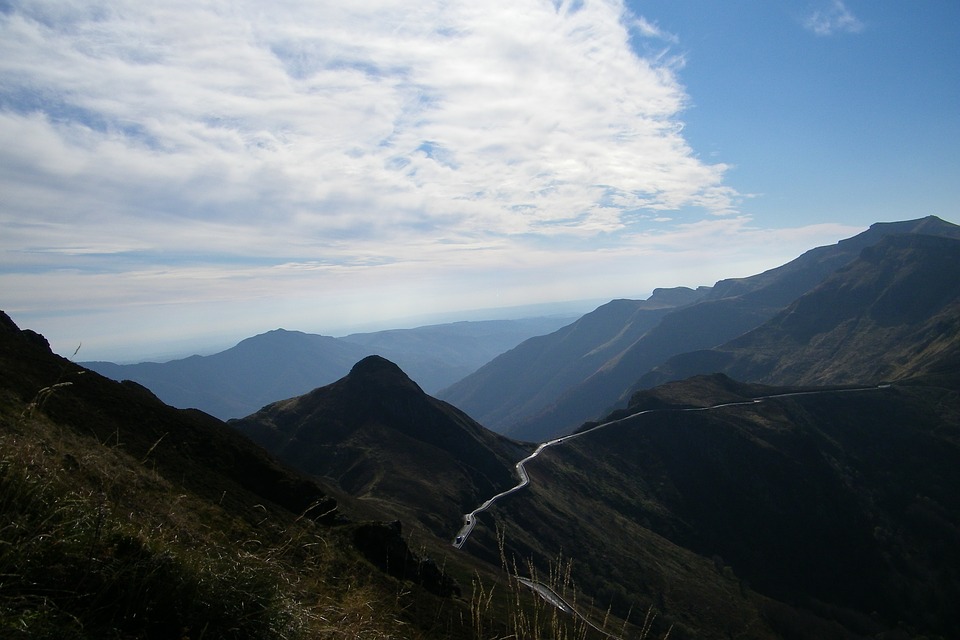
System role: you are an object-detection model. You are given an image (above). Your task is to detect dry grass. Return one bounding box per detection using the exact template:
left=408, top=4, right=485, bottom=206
left=460, top=532, right=671, bottom=640
left=0, top=403, right=419, bottom=640
left=0, top=351, right=676, bottom=640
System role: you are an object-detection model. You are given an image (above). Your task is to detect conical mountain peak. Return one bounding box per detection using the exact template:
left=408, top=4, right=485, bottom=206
left=231, top=354, right=523, bottom=537
left=344, top=354, right=425, bottom=395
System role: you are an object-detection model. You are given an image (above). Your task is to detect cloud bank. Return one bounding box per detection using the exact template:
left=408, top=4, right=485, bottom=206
left=0, top=0, right=858, bottom=358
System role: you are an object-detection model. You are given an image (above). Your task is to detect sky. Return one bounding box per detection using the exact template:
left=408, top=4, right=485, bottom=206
left=1, top=0, right=958, bottom=362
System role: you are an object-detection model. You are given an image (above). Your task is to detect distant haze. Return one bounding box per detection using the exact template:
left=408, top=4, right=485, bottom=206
left=78, top=298, right=604, bottom=364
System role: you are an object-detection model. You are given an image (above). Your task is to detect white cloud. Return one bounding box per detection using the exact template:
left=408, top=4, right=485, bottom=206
left=632, top=16, right=678, bottom=44
left=1, top=0, right=791, bottom=358
left=804, top=1, right=864, bottom=36
left=1, top=1, right=733, bottom=243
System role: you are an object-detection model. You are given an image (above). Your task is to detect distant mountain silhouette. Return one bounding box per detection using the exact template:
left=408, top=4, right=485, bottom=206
left=84, top=316, right=574, bottom=420
left=451, top=215, right=960, bottom=441
left=340, top=316, right=576, bottom=391
left=230, top=355, right=528, bottom=537
left=85, top=330, right=370, bottom=419
left=637, top=233, right=960, bottom=389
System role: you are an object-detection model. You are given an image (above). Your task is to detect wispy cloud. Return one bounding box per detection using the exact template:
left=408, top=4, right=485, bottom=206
left=632, top=16, right=679, bottom=44
left=804, top=1, right=864, bottom=36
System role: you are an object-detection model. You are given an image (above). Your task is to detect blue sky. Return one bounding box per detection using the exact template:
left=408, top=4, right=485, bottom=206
left=1, top=0, right=957, bottom=361
left=636, top=1, right=960, bottom=225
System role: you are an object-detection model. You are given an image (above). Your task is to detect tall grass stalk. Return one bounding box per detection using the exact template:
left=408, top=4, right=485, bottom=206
left=0, top=412, right=410, bottom=640
left=459, top=529, right=671, bottom=639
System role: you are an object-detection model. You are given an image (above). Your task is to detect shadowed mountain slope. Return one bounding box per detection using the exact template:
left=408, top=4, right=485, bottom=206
left=225, top=355, right=797, bottom=639
left=494, top=373, right=960, bottom=639
left=637, top=233, right=960, bottom=390
left=231, top=355, right=529, bottom=538
left=0, top=311, right=485, bottom=638
left=501, top=216, right=960, bottom=440
left=0, top=313, right=336, bottom=521
left=438, top=286, right=708, bottom=432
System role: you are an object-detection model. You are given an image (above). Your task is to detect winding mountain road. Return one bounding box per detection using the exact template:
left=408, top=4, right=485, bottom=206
left=453, top=383, right=891, bottom=549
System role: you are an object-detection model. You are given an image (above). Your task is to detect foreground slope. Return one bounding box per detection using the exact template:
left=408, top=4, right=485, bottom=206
left=638, top=232, right=960, bottom=389
left=0, top=314, right=337, bottom=523
left=497, top=215, right=960, bottom=440
left=0, top=311, right=499, bottom=639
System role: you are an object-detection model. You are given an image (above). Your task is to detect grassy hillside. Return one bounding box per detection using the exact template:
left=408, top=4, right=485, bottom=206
left=638, top=233, right=960, bottom=390
left=488, top=374, right=960, bottom=639
left=1, top=311, right=623, bottom=639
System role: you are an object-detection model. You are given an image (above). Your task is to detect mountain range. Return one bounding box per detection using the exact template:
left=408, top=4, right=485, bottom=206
left=84, top=215, right=958, bottom=441
left=83, top=316, right=574, bottom=420
left=230, top=218, right=960, bottom=638
left=636, top=232, right=960, bottom=390
left=440, top=215, right=960, bottom=440
left=4, top=214, right=960, bottom=639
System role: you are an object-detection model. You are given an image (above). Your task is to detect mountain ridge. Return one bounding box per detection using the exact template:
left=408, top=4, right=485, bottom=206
left=437, top=286, right=708, bottom=432
left=83, top=315, right=575, bottom=420
left=636, top=232, right=960, bottom=390
left=452, top=215, right=960, bottom=440
left=6, top=213, right=960, bottom=638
